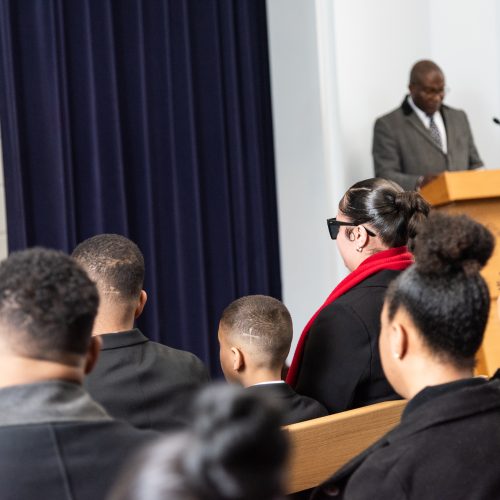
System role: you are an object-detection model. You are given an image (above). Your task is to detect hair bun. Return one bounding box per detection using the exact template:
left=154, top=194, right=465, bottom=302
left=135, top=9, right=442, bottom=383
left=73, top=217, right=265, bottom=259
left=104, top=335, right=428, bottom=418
left=394, top=191, right=430, bottom=247
left=394, top=191, right=430, bottom=217
left=412, top=212, right=494, bottom=275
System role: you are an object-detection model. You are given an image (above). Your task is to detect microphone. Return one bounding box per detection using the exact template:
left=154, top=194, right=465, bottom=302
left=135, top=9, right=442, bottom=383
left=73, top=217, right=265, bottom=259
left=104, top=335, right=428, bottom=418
left=493, top=117, right=500, bottom=125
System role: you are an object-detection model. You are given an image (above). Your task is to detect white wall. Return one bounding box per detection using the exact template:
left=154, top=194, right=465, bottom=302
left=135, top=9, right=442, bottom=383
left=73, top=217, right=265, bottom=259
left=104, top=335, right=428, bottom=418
left=267, top=0, right=500, bottom=355
left=266, top=0, right=345, bottom=360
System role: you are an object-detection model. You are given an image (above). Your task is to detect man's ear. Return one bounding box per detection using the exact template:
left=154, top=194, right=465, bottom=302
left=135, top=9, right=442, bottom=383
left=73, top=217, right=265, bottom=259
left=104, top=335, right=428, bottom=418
left=134, top=290, right=147, bottom=319
left=84, top=336, right=102, bottom=375
left=231, top=347, right=245, bottom=372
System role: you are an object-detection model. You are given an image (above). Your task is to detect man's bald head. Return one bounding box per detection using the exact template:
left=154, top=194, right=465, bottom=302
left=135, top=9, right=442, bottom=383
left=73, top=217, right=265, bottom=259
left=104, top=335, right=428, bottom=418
left=409, top=60, right=443, bottom=86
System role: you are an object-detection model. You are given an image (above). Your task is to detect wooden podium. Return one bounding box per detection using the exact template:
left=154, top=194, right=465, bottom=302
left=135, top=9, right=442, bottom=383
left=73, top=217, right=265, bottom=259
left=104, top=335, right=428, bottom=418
left=420, top=169, right=500, bottom=376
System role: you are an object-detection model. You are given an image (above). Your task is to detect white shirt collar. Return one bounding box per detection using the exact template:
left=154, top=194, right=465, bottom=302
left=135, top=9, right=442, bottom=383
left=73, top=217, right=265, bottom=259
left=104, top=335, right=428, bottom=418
left=251, top=380, right=286, bottom=387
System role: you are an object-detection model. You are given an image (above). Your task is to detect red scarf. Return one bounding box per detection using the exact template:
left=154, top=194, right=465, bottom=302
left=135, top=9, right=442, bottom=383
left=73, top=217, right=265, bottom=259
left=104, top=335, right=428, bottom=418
left=286, top=246, right=413, bottom=387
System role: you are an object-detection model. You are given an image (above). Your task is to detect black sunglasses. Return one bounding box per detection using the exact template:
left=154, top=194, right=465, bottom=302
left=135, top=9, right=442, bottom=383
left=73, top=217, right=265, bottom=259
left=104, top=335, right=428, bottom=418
left=327, top=218, right=376, bottom=240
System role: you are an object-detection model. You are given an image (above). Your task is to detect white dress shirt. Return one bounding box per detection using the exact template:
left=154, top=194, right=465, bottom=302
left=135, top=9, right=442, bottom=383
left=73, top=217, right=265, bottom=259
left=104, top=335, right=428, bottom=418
left=408, top=95, right=448, bottom=154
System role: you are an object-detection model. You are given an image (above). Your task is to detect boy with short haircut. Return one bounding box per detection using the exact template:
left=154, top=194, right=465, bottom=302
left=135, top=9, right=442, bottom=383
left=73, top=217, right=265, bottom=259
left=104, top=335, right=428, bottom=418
left=218, top=295, right=327, bottom=425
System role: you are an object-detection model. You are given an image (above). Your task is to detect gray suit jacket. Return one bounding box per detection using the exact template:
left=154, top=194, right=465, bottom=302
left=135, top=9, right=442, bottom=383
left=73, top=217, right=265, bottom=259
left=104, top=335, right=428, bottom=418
left=373, top=96, right=483, bottom=190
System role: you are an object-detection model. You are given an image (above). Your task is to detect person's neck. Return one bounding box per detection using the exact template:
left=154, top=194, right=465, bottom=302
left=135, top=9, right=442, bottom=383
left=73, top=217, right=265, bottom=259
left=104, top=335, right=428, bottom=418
left=0, top=355, right=84, bottom=389
left=350, top=244, right=391, bottom=271
left=403, top=358, right=473, bottom=400
left=92, top=305, right=135, bottom=336
left=241, top=367, right=284, bottom=388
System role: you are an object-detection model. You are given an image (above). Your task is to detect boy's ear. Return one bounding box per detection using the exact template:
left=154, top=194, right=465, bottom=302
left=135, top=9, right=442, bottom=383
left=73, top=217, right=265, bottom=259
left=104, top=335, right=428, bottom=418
left=231, top=347, right=245, bottom=372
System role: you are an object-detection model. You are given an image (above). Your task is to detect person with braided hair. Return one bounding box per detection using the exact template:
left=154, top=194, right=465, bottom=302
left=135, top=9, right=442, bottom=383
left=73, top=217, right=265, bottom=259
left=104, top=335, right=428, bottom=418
left=313, top=212, right=500, bottom=500
left=108, top=383, right=289, bottom=500
left=287, top=178, right=430, bottom=413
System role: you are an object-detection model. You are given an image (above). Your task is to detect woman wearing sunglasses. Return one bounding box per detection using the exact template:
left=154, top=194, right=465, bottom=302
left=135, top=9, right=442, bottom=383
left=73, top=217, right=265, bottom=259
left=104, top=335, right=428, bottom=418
left=313, top=212, right=499, bottom=499
left=286, top=178, right=429, bottom=413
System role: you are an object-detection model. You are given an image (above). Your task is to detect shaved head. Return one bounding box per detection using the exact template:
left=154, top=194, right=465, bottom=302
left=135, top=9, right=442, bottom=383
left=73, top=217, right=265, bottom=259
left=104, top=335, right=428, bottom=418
left=219, top=295, right=292, bottom=370
left=72, top=234, right=144, bottom=305
left=409, top=60, right=443, bottom=85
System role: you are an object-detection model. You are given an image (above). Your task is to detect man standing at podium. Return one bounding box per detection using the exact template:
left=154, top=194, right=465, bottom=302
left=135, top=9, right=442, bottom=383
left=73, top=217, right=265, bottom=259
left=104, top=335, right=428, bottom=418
left=373, top=60, right=483, bottom=190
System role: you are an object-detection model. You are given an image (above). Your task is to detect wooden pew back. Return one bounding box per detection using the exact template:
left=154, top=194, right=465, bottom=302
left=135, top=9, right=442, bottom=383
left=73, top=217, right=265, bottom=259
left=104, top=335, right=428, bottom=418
left=283, top=400, right=407, bottom=494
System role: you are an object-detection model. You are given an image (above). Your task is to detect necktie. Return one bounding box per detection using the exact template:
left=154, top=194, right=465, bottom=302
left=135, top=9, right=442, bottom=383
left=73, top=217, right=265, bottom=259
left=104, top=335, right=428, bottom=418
left=428, top=115, right=443, bottom=150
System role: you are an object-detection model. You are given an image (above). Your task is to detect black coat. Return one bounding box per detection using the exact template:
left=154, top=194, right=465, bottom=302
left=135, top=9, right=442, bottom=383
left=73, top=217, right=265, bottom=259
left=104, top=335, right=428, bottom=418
left=0, top=420, right=157, bottom=500
left=311, top=374, right=500, bottom=500
left=247, top=383, right=328, bottom=425
left=295, top=270, right=400, bottom=413
left=84, top=329, right=209, bottom=431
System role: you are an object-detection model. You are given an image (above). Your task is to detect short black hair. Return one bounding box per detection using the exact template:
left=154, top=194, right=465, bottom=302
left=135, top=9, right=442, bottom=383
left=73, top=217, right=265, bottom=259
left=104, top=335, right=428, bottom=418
left=0, top=248, right=99, bottom=362
left=385, top=212, right=494, bottom=369
left=339, top=178, right=430, bottom=250
left=409, top=60, right=443, bottom=85
left=72, top=234, right=144, bottom=301
left=109, top=383, right=288, bottom=500
left=220, top=295, right=292, bottom=370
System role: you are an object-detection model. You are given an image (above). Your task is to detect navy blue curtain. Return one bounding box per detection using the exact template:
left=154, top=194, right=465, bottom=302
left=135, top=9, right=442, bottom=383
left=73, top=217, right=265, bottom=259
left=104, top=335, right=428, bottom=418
left=0, top=0, right=281, bottom=376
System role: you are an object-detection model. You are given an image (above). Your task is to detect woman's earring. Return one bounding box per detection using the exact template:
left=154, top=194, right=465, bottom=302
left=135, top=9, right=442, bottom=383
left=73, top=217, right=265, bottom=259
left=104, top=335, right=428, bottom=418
left=393, top=352, right=400, bottom=359
left=356, top=247, right=363, bottom=252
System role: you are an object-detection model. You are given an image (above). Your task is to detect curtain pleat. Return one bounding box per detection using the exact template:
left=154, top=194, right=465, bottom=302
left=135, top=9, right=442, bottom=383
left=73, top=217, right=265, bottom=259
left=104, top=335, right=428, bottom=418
left=0, top=0, right=281, bottom=376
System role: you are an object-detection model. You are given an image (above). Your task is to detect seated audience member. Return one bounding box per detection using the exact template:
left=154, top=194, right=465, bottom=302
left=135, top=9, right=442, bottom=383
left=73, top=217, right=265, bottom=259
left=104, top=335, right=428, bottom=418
left=288, top=178, right=429, bottom=413
left=72, top=234, right=209, bottom=431
left=312, top=213, right=500, bottom=500
left=218, top=295, right=327, bottom=425
left=0, top=248, right=158, bottom=500
left=109, top=384, right=289, bottom=500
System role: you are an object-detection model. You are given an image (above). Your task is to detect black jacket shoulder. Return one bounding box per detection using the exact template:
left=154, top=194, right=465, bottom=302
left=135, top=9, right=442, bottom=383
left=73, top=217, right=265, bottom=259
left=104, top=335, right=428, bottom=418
left=295, top=270, right=401, bottom=413
left=0, top=419, right=157, bottom=500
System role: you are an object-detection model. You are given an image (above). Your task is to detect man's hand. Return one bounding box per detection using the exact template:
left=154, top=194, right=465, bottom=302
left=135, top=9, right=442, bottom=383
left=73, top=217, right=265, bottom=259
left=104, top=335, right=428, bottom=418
left=416, top=174, right=439, bottom=189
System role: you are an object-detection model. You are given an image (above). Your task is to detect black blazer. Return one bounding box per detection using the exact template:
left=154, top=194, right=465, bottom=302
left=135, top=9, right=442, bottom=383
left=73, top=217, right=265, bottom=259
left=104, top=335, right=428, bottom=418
left=0, top=420, right=157, bottom=500
left=247, top=383, right=328, bottom=425
left=312, top=374, right=500, bottom=500
left=84, top=329, right=210, bottom=431
left=295, top=270, right=400, bottom=414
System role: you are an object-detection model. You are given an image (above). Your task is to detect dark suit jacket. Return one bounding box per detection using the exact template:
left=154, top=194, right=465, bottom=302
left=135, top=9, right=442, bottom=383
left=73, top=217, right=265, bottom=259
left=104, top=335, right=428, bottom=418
left=311, top=374, right=500, bottom=500
left=0, top=420, right=157, bottom=500
left=373, top=96, right=483, bottom=190
left=295, top=271, right=400, bottom=414
left=84, top=329, right=209, bottom=431
left=247, top=383, right=328, bottom=425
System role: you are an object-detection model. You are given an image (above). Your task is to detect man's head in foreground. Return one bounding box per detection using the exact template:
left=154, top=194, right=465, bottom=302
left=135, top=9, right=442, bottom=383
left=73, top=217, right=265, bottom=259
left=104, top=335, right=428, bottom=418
left=0, top=247, right=100, bottom=387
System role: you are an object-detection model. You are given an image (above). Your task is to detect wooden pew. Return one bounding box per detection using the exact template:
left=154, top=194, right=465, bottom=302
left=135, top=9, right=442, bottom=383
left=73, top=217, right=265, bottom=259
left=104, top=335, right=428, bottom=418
left=283, top=400, right=407, bottom=494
